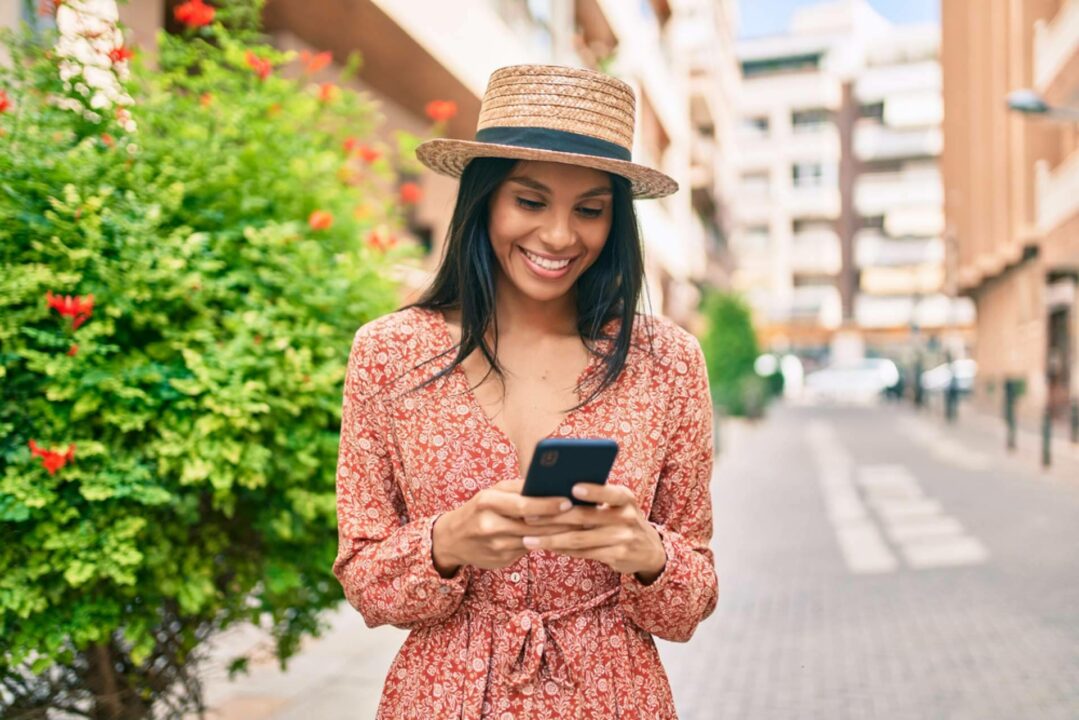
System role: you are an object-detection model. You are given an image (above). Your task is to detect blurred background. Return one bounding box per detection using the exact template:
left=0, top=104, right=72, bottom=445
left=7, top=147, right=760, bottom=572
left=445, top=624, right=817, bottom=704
left=2, top=0, right=1078, bottom=718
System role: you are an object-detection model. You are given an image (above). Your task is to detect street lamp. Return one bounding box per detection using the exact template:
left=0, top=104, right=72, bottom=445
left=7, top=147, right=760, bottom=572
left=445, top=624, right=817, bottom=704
left=1006, top=89, right=1079, bottom=121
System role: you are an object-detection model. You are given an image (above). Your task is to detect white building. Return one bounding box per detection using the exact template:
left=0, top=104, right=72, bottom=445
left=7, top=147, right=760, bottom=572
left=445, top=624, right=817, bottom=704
left=732, top=0, right=973, bottom=354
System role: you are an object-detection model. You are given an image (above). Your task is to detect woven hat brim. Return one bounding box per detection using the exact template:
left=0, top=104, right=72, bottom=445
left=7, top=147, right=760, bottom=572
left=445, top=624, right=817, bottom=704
left=415, top=138, right=678, bottom=199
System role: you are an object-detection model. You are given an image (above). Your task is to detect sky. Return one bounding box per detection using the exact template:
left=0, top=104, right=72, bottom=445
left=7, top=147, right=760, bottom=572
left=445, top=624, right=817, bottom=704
left=737, top=0, right=939, bottom=38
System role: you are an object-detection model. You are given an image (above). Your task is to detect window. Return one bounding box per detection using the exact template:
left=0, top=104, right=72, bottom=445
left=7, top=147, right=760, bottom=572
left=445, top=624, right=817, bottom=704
left=741, top=171, right=770, bottom=196
left=858, top=102, right=884, bottom=121
left=740, top=116, right=769, bottom=138
left=792, top=163, right=824, bottom=188
left=791, top=108, right=831, bottom=134
left=861, top=215, right=886, bottom=231
left=741, top=53, right=822, bottom=79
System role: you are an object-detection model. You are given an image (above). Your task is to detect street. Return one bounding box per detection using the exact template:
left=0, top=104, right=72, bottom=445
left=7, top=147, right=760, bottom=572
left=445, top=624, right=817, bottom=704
left=192, top=402, right=1079, bottom=720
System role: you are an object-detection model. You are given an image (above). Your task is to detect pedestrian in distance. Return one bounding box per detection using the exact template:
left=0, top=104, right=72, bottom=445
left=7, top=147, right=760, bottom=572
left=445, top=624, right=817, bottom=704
left=332, top=63, right=718, bottom=719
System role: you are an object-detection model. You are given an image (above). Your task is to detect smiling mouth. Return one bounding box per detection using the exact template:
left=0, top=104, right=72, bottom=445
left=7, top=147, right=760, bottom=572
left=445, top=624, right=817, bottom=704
left=519, top=247, right=578, bottom=271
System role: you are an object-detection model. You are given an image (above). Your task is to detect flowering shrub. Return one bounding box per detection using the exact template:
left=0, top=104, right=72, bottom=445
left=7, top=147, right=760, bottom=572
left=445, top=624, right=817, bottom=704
left=0, top=1, right=448, bottom=716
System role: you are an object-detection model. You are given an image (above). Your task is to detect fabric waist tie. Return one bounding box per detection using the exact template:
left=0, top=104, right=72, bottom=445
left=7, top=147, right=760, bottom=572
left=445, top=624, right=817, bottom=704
left=473, top=587, right=620, bottom=690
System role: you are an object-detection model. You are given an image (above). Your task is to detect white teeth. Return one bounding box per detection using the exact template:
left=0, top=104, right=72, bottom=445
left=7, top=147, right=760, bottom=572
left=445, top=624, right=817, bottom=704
left=522, top=248, right=572, bottom=271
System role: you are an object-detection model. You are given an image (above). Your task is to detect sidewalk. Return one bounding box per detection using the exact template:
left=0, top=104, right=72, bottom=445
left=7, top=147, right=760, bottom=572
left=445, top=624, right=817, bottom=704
left=900, top=398, right=1079, bottom=481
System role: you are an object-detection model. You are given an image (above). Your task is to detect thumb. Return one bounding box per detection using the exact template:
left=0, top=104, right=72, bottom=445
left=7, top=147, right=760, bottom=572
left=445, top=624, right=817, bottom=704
left=493, top=477, right=525, bottom=493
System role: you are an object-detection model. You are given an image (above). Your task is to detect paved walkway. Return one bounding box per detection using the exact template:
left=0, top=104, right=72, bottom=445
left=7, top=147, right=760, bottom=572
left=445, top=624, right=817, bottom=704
left=187, top=403, right=1079, bottom=719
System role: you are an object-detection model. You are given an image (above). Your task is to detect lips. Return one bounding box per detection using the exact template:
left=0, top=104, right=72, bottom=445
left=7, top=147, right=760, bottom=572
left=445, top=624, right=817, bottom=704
left=518, top=246, right=577, bottom=278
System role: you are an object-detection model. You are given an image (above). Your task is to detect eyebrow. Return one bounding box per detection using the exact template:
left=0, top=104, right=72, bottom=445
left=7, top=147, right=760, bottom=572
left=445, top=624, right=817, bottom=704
left=507, top=175, right=612, bottom=199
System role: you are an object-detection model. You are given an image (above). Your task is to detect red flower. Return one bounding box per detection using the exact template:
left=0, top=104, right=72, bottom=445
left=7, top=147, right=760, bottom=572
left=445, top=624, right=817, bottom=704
left=356, top=145, right=380, bottom=164
left=425, top=100, right=458, bottom=123
left=366, top=231, right=398, bottom=252
left=28, top=440, right=76, bottom=475
left=399, top=182, right=422, bottom=205
left=38, top=0, right=63, bottom=17
left=67, top=344, right=78, bottom=356
left=0, top=90, right=10, bottom=114
left=300, top=50, right=332, bottom=74
left=318, top=82, right=338, bottom=103
left=108, top=46, right=134, bottom=64
left=308, top=210, right=333, bottom=230
left=199, top=92, right=213, bottom=107
left=342, top=136, right=359, bottom=154
left=174, top=0, right=214, bottom=28
left=46, top=291, right=94, bottom=329
left=100, top=133, right=114, bottom=148
left=245, top=51, right=272, bottom=80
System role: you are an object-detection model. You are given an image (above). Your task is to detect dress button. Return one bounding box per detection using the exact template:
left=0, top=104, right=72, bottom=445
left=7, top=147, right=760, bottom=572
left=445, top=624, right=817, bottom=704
left=438, top=585, right=451, bottom=594
left=510, top=572, right=522, bottom=583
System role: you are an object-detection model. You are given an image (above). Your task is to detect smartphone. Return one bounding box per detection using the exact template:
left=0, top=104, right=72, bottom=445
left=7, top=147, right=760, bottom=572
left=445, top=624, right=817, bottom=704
left=521, top=438, right=619, bottom=507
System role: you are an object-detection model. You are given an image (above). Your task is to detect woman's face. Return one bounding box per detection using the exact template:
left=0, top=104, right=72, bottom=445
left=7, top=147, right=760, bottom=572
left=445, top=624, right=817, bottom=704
left=487, top=160, right=614, bottom=304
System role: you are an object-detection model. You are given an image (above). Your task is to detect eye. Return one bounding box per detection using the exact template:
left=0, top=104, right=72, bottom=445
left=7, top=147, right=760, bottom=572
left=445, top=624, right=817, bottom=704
left=577, top=206, right=604, bottom=218
left=515, top=197, right=544, bottom=211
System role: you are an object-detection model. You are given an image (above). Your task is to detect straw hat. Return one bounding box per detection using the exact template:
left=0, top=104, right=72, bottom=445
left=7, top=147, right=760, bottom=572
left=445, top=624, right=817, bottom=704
left=414, top=64, right=678, bottom=199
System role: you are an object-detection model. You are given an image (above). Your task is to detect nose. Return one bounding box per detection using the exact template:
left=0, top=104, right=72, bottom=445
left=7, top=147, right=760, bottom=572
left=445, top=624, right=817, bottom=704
left=537, top=209, right=574, bottom=251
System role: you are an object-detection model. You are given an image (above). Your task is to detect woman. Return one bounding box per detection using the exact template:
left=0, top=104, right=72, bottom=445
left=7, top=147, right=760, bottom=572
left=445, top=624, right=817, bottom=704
left=333, top=64, right=717, bottom=719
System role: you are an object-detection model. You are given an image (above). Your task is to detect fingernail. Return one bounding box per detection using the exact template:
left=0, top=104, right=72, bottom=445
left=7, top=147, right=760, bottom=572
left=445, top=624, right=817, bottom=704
left=523, top=536, right=539, bottom=548
left=572, top=485, right=587, bottom=498
left=559, top=500, right=572, bottom=512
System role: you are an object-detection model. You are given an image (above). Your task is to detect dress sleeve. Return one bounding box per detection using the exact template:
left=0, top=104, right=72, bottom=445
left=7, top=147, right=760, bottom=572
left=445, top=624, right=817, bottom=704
left=332, top=325, right=472, bottom=630
left=619, top=331, right=718, bottom=642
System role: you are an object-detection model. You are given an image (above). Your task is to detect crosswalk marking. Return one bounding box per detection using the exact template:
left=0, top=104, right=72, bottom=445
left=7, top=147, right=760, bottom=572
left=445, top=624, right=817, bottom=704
left=806, top=425, right=990, bottom=574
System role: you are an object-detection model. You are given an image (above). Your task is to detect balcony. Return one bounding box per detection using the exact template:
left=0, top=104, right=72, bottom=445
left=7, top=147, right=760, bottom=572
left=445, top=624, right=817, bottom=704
left=740, top=71, right=842, bottom=115
left=854, top=61, right=940, bottom=104
left=786, top=123, right=841, bottom=162
left=855, top=295, right=914, bottom=328
left=1034, top=0, right=1079, bottom=93
left=791, top=230, right=841, bottom=274
left=884, top=206, right=944, bottom=237
left=860, top=264, right=944, bottom=296
left=1036, top=148, right=1079, bottom=234
left=789, top=285, right=842, bottom=329
left=855, top=294, right=975, bottom=329
left=690, top=135, right=717, bottom=188
left=788, top=184, right=841, bottom=219
left=856, top=233, right=944, bottom=268
left=855, top=168, right=942, bottom=217
left=854, top=120, right=942, bottom=162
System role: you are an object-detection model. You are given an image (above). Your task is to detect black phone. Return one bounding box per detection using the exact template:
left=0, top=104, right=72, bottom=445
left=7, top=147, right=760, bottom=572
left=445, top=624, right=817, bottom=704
left=521, top=438, right=619, bottom=507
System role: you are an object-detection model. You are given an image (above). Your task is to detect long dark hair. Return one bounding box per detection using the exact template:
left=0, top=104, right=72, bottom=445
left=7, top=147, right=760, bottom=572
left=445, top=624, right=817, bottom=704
left=399, top=157, right=656, bottom=412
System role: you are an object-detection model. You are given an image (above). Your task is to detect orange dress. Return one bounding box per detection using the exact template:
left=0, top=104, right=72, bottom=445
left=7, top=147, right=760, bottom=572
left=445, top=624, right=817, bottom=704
left=332, top=306, right=717, bottom=719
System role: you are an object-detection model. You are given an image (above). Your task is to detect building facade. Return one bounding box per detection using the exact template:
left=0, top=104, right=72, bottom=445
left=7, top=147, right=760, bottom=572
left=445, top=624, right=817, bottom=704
left=732, top=0, right=973, bottom=362
left=941, top=0, right=1079, bottom=425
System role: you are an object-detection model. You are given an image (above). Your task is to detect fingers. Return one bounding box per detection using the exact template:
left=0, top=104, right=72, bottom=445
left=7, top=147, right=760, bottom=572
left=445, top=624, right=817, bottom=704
left=571, top=483, right=636, bottom=507
left=522, top=526, right=627, bottom=552
left=480, top=487, right=571, bottom=519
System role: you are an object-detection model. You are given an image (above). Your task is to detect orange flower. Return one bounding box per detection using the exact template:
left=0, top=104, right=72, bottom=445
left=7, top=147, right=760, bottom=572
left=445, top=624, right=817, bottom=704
left=399, top=182, right=422, bottom=205
left=0, top=90, right=10, bottom=114
left=299, top=50, right=332, bottom=74
left=318, top=82, right=339, bottom=103
left=366, top=230, right=398, bottom=252
left=38, top=0, right=63, bottom=17
left=425, top=100, right=458, bottom=123
left=308, top=210, right=334, bottom=230
left=342, top=136, right=359, bottom=154
left=67, top=344, right=78, bottom=356
left=199, top=92, right=213, bottom=107
left=46, top=290, right=94, bottom=330
left=28, top=440, right=76, bottom=475
left=356, top=145, right=380, bottom=164
left=174, top=0, right=214, bottom=28
left=108, top=46, right=134, bottom=64
left=266, top=102, right=282, bottom=117
left=245, top=50, right=272, bottom=81
left=100, top=133, right=114, bottom=148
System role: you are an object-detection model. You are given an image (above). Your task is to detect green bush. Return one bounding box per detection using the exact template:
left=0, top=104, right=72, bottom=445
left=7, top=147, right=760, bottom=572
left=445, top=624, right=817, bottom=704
left=699, top=289, right=763, bottom=417
left=0, top=2, right=436, bottom=716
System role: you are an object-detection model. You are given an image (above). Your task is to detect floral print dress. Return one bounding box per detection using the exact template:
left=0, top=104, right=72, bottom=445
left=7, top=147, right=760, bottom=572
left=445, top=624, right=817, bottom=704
left=332, top=306, right=717, bottom=719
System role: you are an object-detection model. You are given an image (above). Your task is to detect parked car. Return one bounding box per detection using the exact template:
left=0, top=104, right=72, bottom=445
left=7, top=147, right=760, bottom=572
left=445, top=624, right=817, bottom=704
left=803, top=359, right=900, bottom=405
left=920, top=359, right=977, bottom=394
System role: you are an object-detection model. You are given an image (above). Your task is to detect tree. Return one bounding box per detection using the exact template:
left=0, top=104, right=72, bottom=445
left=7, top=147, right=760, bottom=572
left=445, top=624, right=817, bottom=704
left=0, top=1, right=446, bottom=716
left=699, top=289, right=764, bottom=417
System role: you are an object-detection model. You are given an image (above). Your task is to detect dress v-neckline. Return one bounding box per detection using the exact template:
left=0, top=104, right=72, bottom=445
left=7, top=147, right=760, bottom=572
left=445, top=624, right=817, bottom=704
left=424, top=306, right=609, bottom=479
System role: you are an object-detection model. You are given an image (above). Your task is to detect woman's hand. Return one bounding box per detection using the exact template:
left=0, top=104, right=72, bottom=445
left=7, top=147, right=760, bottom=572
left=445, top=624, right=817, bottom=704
left=431, top=479, right=579, bottom=576
left=519, top=483, right=668, bottom=584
